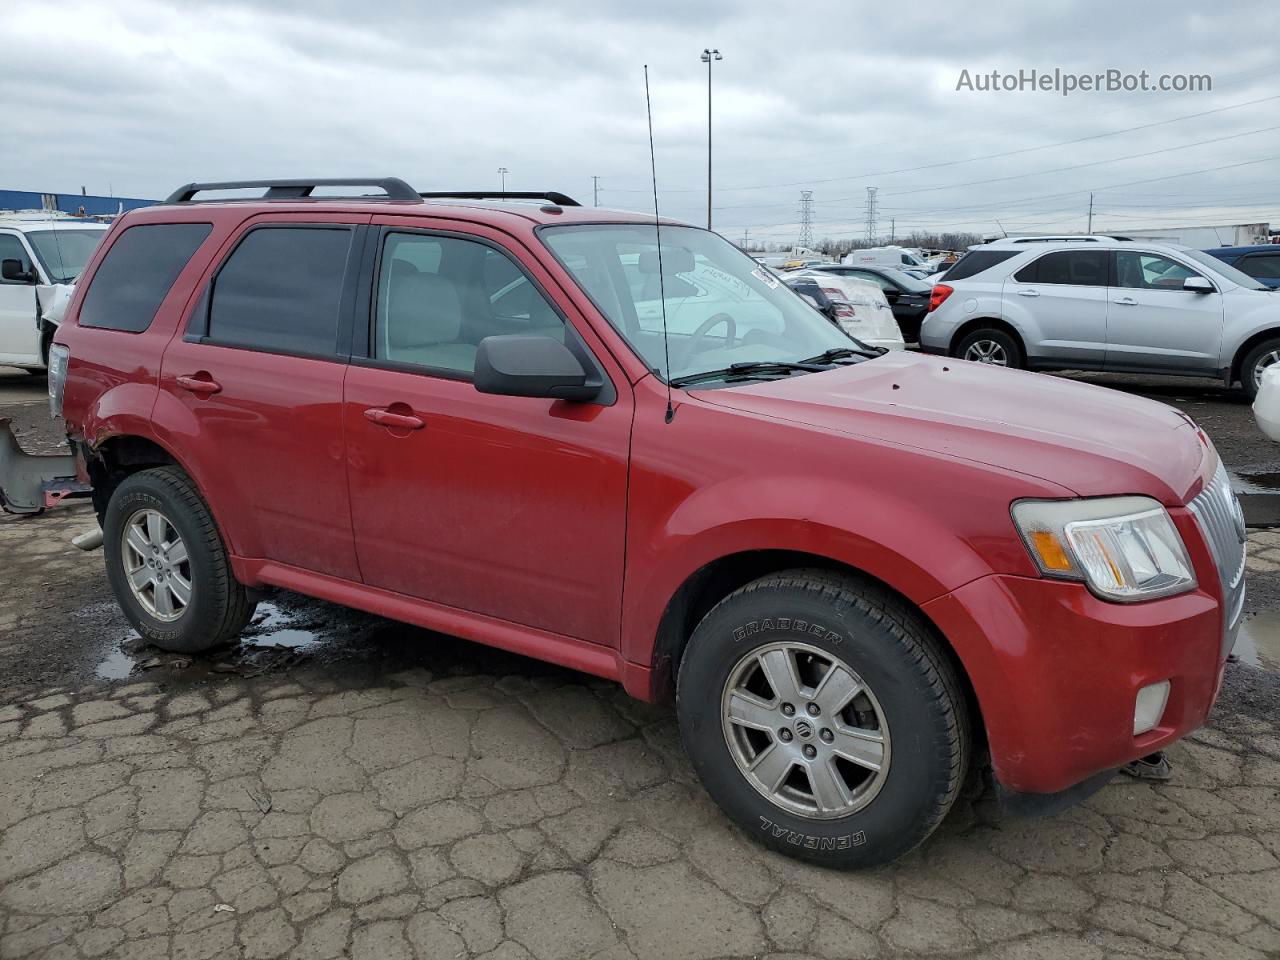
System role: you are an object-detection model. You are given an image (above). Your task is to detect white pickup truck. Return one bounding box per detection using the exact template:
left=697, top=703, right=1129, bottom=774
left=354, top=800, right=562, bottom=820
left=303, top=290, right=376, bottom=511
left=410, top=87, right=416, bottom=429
left=0, top=212, right=108, bottom=370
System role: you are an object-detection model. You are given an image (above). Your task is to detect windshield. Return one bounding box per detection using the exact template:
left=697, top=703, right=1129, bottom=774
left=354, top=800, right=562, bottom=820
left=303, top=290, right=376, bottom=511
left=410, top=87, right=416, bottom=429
left=1180, top=248, right=1271, bottom=291
left=540, top=224, right=864, bottom=384
left=879, top=268, right=932, bottom=293
left=26, top=228, right=108, bottom=283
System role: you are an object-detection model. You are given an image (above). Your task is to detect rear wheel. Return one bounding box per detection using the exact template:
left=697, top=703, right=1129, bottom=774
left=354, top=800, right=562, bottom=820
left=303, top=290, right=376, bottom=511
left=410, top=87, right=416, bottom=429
left=955, top=328, right=1023, bottom=369
left=1240, top=337, right=1280, bottom=400
left=677, top=570, right=969, bottom=868
left=103, top=466, right=255, bottom=653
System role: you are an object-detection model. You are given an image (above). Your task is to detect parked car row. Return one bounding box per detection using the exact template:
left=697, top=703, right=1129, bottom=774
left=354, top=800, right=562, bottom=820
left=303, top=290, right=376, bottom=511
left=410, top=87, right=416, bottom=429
left=920, top=235, right=1280, bottom=397
left=1, top=178, right=1247, bottom=870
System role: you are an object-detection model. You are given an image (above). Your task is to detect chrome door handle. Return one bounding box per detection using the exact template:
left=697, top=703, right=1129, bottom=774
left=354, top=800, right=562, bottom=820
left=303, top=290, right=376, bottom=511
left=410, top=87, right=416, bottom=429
left=1112, top=297, right=1138, bottom=305
left=1017, top=289, right=1040, bottom=297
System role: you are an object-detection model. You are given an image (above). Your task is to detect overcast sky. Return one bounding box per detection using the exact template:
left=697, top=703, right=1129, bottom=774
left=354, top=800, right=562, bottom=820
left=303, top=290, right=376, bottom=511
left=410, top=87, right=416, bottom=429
left=6, top=0, right=1278, bottom=243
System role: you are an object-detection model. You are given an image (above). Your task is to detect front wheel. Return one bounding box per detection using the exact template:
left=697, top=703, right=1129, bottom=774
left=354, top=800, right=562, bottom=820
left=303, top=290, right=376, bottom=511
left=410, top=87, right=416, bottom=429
left=103, top=466, right=256, bottom=654
left=955, top=328, right=1023, bottom=369
left=1240, top=337, right=1280, bottom=400
left=677, top=570, right=969, bottom=868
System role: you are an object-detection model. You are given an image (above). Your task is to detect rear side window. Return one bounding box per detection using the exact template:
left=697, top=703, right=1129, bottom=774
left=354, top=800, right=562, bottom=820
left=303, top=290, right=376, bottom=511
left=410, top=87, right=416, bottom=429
left=79, top=223, right=212, bottom=332
left=940, top=250, right=1019, bottom=282
left=1013, top=250, right=1108, bottom=286
left=208, top=227, right=353, bottom=356
left=1239, top=253, right=1280, bottom=280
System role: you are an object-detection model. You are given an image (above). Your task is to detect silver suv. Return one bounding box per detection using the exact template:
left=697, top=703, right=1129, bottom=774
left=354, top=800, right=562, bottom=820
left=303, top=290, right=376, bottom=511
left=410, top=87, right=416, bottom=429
left=919, top=236, right=1280, bottom=397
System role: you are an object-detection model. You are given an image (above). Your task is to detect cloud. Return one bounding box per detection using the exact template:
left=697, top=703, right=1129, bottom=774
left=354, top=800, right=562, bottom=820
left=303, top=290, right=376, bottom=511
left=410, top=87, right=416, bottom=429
left=4, top=0, right=1278, bottom=242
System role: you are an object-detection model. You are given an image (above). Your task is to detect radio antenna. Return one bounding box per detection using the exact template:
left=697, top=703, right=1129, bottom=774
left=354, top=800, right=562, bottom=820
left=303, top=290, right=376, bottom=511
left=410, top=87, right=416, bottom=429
left=644, top=64, right=675, bottom=424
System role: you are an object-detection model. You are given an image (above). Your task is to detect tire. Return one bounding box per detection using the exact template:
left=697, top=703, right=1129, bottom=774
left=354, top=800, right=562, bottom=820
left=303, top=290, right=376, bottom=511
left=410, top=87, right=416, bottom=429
left=677, top=569, right=969, bottom=868
left=103, top=466, right=255, bottom=654
left=1240, top=337, right=1280, bottom=400
left=954, top=327, right=1023, bottom=369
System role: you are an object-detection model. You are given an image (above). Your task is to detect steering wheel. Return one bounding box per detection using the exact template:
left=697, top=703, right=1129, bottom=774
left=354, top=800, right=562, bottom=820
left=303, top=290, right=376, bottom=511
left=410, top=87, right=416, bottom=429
left=675, top=312, right=737, bottom=369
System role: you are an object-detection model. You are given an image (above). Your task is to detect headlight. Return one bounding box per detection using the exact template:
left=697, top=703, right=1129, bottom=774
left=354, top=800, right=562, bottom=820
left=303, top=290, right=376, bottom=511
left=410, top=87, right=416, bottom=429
left=1012, top=496, right=1195, bottom=602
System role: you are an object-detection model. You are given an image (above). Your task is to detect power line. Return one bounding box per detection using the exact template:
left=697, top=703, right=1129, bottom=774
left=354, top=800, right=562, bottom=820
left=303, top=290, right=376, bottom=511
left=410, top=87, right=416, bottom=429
left=600, top=94, right=1280, bottom=195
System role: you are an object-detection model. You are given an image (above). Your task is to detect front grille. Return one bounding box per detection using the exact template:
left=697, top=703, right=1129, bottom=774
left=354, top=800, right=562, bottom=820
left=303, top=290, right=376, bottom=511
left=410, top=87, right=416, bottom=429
left=1188, top=460, right=1247, bottom=634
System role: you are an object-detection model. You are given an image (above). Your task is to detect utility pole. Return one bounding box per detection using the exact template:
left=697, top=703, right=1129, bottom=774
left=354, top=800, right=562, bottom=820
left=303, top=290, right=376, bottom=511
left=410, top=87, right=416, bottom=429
left=700, top=48, right=722, bottom=230
left=890, top=218, right=895, bottom=244
left=798, top=191, right=814, bottom=250
left=498, top=167, right=509, bottom=192
left=742, top=226, right=750, bottom=249
left=592, top=176, right=600, bottom=207
left=864, top=187, right=879, bottom=243
left=1087, top=192, right=1094, bottom=234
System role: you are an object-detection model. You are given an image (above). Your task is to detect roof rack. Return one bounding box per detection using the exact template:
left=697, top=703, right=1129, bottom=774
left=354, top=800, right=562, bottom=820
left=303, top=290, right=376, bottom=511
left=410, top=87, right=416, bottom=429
left=419, top=191, right=581, bottom=207
left=165, top=178, right=421, bottom=203
left=1005, top=235, right=1123, bottom=244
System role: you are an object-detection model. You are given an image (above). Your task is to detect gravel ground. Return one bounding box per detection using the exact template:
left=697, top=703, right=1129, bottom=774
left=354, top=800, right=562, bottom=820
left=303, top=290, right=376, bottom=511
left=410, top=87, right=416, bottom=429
left=1, top=366, right=1278, bottom=960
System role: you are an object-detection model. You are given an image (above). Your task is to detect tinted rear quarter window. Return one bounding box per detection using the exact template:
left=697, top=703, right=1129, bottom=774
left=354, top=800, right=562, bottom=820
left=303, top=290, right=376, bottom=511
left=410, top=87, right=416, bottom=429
left=940, top=250, right=1019, bottom=282
left=79, top=223, right=212, bottom=332
left=208, top=227, right=353, bottom=356
left=1014, top=250, right=1109, bottom=286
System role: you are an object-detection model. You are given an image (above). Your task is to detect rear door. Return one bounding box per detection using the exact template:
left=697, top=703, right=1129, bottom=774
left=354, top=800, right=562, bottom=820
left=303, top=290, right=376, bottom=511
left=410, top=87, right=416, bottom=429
left=343, top=220, right=632, bottom=646
left=1105, top=250, right=1224, bottom=373
left=1002, top=249, right=1109, bottom=366
left=0, top=232, right=40, bottom=364
left=158, top=216, right=368, bottom=579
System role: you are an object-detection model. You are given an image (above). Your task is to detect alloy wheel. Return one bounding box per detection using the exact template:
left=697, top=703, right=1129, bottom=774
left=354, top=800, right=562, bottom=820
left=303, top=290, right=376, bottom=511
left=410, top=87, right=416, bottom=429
left=121, top=508, right=192, bottom=622
left=963, top=339, right=1008, bottom=365
left=721, top=641, right=891, bottom=819
left=1255, top=349, right=1280, bottom=390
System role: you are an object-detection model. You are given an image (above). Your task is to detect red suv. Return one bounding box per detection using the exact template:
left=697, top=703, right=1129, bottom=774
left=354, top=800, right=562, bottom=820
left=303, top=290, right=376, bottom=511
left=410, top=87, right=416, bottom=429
left=46, top=178, right=1246, bottom=867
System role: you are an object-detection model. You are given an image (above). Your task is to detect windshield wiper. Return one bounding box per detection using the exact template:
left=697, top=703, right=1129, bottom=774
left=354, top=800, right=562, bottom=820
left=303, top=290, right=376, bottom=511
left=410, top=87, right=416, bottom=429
left=800, top=346, right=884, bottom=363
left=669, top=360, right=825, bottom=388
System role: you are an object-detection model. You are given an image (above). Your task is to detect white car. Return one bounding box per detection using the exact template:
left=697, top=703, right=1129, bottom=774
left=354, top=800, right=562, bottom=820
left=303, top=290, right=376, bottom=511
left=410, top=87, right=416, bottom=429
left=792, top=270, right=905, bottom=351
left=919, top=236, right=1280, bottom=398
left=0, top=212, right=109, bottom=370
left=1256, top=363, right=1280, bottom=442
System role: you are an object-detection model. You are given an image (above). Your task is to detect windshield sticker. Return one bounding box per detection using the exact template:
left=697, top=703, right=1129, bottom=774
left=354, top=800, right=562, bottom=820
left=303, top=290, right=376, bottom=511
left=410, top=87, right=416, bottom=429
left=752, top=267, right=779, bottom=289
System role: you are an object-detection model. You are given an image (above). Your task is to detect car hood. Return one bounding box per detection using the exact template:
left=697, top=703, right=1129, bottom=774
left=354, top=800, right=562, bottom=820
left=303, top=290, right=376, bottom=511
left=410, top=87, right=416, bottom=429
left=693, top=351, right=1209, bottom=504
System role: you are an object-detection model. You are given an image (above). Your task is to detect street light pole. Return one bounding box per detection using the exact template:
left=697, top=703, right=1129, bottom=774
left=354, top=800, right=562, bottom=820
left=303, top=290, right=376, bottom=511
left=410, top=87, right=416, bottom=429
left=498, top=167, right=509, bottom=192
left=700, top=48, right=722, bottom=230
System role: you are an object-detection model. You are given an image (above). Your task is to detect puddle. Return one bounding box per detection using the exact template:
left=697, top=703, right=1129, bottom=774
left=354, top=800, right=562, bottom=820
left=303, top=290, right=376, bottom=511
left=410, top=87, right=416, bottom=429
left=95, top=647, right=137, bottom=680
left=1232, top=470, right=1280, bottom=495
left=1234, top=611, right=1280, bottom=673
left=242, top=602, right=322, bottom=650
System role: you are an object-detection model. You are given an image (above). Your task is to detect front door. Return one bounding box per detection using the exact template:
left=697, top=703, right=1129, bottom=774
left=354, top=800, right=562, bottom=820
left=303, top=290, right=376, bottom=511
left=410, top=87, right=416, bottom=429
left=1002, top=249, right=1110, bottom=367
left=343, top=223, right=632, bottom=646
left=0, top=232, right=40, bottom=365
left=157, top=217, right=367, bottom=580
left=1105, top=250, right=1224, bottom=373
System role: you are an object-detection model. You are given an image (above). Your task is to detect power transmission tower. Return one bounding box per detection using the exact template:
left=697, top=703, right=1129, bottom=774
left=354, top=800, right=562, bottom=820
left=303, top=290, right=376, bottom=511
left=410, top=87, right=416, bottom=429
left=864, top=187, right=879, bottom=243
left=797, top=191, right=814, bottom=250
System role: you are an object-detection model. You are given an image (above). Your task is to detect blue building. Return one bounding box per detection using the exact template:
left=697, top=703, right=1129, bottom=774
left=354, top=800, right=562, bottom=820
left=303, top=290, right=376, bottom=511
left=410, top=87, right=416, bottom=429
left=0, top=189, right=156, bottom=218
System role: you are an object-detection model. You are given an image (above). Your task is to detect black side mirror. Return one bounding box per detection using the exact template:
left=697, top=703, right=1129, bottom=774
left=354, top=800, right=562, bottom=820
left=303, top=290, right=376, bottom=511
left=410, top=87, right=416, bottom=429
left=474, top=335, right=601, bottom=402
left=1, top=259, right=34, bottom=284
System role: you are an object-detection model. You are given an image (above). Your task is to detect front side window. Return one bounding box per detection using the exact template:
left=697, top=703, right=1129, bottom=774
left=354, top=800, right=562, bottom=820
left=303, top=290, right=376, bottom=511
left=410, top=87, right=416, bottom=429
left=208, top=227, right=352, bottom=355
left=1014, top=250, right=1108, bottom=286
left=80, top=223, right=212, bottom=333
left=375, top=232, right=565, bottom=375
left=26, top=228, right=108, bottom=283
left=541, top=223, right=859, bottom=383
left=0, top=234, right=33, bottom=284
left=1114, top=252, right=1202, bottom=290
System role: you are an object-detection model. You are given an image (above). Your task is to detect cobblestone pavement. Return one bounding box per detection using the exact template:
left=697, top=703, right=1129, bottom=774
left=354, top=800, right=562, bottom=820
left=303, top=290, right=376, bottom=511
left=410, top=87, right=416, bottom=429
left=1, top=508, right=1279, bottom=960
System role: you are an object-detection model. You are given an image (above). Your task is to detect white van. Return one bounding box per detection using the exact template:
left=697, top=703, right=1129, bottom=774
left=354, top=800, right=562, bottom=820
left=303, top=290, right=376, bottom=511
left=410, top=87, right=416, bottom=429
left=843, top=245, right=931, bottom=271
left=0, top=213, right=109, bottom=370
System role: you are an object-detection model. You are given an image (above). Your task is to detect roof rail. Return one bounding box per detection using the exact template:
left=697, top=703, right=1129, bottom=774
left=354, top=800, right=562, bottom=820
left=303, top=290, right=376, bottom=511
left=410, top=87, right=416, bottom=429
left=419, top=191, right=581, bottom=207
left=165, top=178, right=421, bottom=203
left=1006, top=235, right=1122, bottom=244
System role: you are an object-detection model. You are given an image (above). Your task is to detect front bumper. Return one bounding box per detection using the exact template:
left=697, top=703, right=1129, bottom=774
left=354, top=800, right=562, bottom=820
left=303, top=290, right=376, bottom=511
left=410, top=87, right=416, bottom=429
left=0, top=418, right=91, bottom=514
left=923, top=573, right=1229, bottom=795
